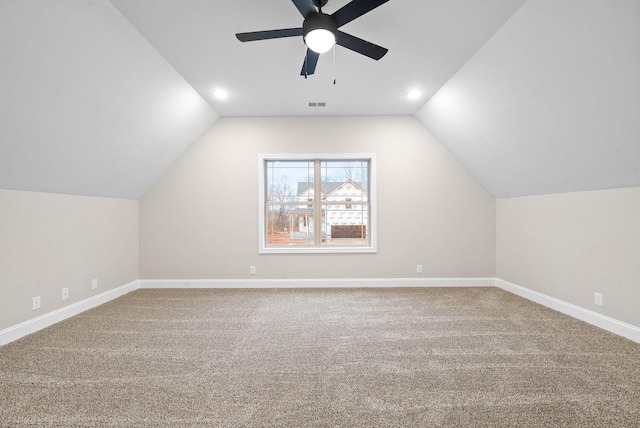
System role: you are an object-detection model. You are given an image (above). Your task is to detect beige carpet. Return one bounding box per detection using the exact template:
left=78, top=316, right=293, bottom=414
left=1, top=287, right=639, bottom=427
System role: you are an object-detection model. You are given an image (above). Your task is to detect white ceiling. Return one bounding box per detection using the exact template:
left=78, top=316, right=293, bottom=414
left=1, top=0, right=638, bottom=199
left=108, top=0, right=526, bottom=117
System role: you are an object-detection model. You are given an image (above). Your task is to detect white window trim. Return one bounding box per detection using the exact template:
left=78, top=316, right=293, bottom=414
left=258, top=153, right=377, bottom=254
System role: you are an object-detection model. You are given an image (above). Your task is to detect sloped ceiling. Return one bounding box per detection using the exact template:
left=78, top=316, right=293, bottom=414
left=0, top=0, right=218, bottom=199
left=416, top=0, right=640, bottom=198
left=0, top=0, right=638, bottom=200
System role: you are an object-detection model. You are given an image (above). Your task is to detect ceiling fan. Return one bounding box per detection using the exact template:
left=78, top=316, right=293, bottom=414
left=236, top=0, right=389, bottom=77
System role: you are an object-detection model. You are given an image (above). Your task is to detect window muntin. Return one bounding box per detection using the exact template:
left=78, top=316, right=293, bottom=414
left=259, top=155, right=376, bottom=253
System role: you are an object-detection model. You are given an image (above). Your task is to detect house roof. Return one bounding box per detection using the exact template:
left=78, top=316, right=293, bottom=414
left=297, top=180, right=365, bottom=196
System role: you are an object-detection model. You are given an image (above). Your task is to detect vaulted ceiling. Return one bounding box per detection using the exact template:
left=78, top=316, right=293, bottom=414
left=1, top=0, right=638, bottom=199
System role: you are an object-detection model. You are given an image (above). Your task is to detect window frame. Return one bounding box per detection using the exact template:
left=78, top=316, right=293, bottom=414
left=258, top=154, right=377, bottom=254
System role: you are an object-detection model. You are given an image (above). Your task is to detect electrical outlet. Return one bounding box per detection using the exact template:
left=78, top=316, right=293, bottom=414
left=32, top=296, right=41, bottom=311
left=594, top=293, right=603, bottom=307
left=92, top=279, right=98, bottom=290
left=250, top=266, right=256, bottom=275
left=416, top=264, right=423, bottom=274
left=62, top=288, right=69, bottom=300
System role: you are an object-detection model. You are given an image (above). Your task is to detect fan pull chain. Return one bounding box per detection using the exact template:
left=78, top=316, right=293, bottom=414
left=333, top=44, right=336, bottom=85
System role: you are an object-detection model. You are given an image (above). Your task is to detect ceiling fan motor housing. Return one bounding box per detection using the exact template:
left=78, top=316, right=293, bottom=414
left=303, top=13, right=338, bottom=39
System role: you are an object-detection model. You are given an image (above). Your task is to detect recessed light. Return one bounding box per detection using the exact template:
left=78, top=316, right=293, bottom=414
left=213, top=89, right=228, bottom=100
left=407, top=89, right=422, bottom=100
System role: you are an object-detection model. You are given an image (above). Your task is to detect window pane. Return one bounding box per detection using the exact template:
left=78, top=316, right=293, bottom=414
left=265, top=161, right=314, bottom=203
left=323, top=203, right=369, bottom=247
left=320, top=160, right=368, bottom=192
left=319, top=160, right=369, bottom=247
left=265, top=160, right=315, bottom=247
left=266, top=204, right=315, bottom=246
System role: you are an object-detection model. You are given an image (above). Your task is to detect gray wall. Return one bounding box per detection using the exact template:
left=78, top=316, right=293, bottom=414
left=497, top=187, right=640, bottom=327
left=2, top=116, right=639, bottom=335
left=0, top=190, right=138, bottom=330
left=139, top=116, right=496, bottom=280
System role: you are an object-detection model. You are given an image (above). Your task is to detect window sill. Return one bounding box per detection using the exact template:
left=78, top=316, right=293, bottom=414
left=259, top=246, right=377, bottom=254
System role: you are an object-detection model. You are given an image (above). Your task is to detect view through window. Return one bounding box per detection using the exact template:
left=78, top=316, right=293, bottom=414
left=261, top=156, right=375, bottom=253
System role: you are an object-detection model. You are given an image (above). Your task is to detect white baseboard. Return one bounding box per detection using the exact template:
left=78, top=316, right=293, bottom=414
left=0, top=278, right=492, bottom=347
left=495, top=278, right=640, bottom=343
left=3, top=278, right=638, bottom=346
left=139, top=277, right=496, bottom=289
left=0, top=280, right=139, bottom=347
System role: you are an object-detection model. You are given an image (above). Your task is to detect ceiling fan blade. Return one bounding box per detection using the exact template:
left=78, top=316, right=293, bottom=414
left=336, top=31, right=388, bottom=60
left=332, top=0, right=389, bottom=28
left=236, top=28, right=303, bottom=42
left=300, top=49, right=320, bottom=76
left=292, top=0, right=316, bottom=18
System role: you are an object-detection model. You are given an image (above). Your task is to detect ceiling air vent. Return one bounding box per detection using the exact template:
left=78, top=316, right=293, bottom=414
left=308, top=102, right=326, bottom=107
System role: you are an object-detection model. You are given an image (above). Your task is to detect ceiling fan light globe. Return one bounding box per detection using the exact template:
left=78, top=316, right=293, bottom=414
left=304, top=29, right=335, bottom=54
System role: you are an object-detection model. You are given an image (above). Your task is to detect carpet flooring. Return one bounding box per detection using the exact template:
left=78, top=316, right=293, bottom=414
left=1, top=287, right=639, bottom=427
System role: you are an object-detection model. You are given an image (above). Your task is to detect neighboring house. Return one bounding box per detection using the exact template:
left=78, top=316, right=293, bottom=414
left=294, top=179, right=368, bottom=240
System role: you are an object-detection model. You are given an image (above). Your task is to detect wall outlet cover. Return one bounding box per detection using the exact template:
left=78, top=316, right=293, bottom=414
left=594, top=292, right=604, bottom=307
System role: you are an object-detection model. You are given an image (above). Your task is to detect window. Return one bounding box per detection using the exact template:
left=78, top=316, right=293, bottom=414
left=259, top=154, right=376, bottom=253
